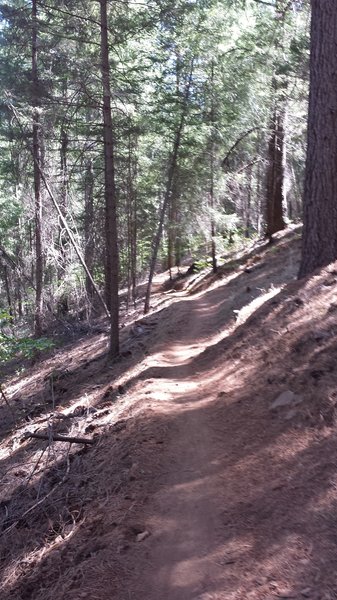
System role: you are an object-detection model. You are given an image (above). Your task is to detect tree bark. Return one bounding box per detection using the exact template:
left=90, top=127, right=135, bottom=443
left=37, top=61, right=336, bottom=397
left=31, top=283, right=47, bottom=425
left=2, top=265, right=13, bottom=321
left=245, top=162, right=253, bottom=238
left=84, top=159, right=95, bottom=301
left=299, top=2, right=337, bottom=277
left=126, top=126, right=138, bottom=306
left=209, top=60, right=217, bottom=273
left=265, top=108, right=286, bottom=239
left=100, top=0, right=119, bottom=356
left=32, top=0, right=43, bottom=336
left=58, top=123, right=69, bottom=280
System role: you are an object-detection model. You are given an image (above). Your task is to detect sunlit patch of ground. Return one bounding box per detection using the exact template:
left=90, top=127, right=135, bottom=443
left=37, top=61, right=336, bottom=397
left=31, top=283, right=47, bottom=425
left=2, top=228, right=337, bottom=599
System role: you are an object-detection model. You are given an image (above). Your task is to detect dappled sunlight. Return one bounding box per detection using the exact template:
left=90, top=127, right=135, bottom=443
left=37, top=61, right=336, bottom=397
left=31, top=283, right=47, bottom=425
left=234, top=285, right=282, bottom=325
left=1, top=516, right=79, bottom=593
left=3, top=231, right=337, bottom=599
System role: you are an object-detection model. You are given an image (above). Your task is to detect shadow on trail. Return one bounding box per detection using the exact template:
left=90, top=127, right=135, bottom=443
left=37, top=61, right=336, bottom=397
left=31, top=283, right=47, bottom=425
left=0, top=229, right=299, bottom=441
left=3, top=229, right=337, bottom=598
left=2, top=375, right=337, bottom=599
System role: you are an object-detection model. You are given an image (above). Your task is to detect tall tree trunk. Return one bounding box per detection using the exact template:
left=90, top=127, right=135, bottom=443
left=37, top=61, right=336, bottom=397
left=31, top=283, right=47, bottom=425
left=167, top=200, right=174, bottom=279
left=126, top=127, right=138, bottom=306
left=167, top=186, right=178, bottom=279
left=210, top=152, right=217, bottom=273
left=209, top=60, right=217, bottom=273
left=245, top=162, right=253, bottom=238
left=84, top=159, right=95, bottom=301
left=299, top=2, right=337, bottom=278
left=265, top=108, right=286, bottom=239
left=2, top=265, right=13, bottom=321
left=265, top=0, right=290, bottom=241
left=144, top=60, right=194, bottom=314
left=58, top=124, right=69, bottom=278
left=32, top=0, right=43, bottom=336
left=100, top=0, right=119, bottom=356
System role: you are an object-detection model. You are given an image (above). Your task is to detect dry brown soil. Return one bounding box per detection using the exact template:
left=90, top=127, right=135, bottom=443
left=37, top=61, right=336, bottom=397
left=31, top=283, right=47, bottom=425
left=1, top=227, right=337, bottom=600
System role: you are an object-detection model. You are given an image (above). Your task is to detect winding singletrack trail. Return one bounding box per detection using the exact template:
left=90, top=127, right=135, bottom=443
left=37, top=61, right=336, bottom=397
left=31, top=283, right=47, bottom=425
left=113, top=235, right=337, bottom=600
left=133, top=295, right=231, bottom=600
left=3, top=231, right=337, bottom=600
left=117, top=238, right=314, bottom=600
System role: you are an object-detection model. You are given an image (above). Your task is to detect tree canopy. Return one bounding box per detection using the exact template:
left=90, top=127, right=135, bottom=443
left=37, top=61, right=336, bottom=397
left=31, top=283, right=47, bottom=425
left=0, top=0, right=312, bottom=351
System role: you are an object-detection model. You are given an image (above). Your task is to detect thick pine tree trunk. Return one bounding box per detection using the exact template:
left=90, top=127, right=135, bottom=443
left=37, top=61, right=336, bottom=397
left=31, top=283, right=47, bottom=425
left=100, top=0, right=119, bottom=356
left=299, top=2, right=337, bottom=278
left=265, top=109, right=286, bottom=240
left=32, top=0, right=43, bottom=336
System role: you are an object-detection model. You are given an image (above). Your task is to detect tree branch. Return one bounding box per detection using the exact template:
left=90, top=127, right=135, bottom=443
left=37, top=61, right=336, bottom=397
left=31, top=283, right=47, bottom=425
left=222, top=127, right=260, bottom=169
left=23, top=431, right=95, bottom=445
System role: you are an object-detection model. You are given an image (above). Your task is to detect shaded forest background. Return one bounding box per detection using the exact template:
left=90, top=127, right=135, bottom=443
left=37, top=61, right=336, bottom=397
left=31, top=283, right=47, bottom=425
left=0, top=0, right=309, bottom=356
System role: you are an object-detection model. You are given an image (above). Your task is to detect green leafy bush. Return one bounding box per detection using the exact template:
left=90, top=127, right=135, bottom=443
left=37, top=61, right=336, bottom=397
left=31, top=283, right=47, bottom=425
left=0, top=311, right=54, bottom=363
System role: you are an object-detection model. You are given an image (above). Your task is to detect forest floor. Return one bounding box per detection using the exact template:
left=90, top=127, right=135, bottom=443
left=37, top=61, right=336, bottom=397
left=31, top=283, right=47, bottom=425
left=1, top=226, right=337, bottom=600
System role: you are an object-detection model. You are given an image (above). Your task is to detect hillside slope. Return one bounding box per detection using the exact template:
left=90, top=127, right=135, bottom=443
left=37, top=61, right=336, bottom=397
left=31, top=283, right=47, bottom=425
left=1, top=228, right=337, bottom=600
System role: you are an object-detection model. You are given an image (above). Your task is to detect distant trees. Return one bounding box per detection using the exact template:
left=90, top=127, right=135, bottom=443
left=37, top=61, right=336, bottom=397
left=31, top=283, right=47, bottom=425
left=0, top=0, right=310, bottom=343
left=299, top=1, right=337, bottom=278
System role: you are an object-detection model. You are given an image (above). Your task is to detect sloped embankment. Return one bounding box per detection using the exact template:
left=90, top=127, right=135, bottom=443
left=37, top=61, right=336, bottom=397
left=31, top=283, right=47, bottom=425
left=1, top=228, right=337, bottom=600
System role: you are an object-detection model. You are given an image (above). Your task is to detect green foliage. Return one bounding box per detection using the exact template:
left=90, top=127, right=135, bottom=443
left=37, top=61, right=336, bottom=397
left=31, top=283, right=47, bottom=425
left=0, top=311, right=54, bottom=363
left=0, top=332, right=54, bottom=363
left=0, top=0, right=310, bottom=325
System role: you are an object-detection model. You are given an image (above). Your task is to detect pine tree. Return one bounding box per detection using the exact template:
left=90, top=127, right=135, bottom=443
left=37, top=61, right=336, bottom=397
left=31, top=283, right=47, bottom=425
left=299, top=1, right=337, bottom=277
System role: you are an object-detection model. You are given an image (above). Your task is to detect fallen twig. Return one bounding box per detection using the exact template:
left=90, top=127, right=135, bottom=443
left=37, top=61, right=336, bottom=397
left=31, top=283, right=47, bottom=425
left=23, top=431, right=95, bottom=445
left=0, top=383, right=16, bottom=424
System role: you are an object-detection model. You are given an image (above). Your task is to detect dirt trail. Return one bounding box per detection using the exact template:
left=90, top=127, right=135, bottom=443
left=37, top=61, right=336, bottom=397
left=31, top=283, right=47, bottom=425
left=136, top=296, right=226, bottom=600
left=3, top=230, right=337, bottom=600
left=119, top=239, right=302, bottom=600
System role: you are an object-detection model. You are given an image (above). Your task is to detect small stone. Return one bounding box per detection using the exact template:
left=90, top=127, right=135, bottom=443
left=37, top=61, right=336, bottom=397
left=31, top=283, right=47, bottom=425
left=129, top=462, right=139, bottom=481
left=284, top=409, right=298, bottom=420
left=118, top=543, right=130, bottom=554
left=255, top=576, right=268, bottom=586
left=270, top=390, right=303, bottom=410
left=136, top=530, right=150, bottom=542
left=300, top=588, right=312, bottom=597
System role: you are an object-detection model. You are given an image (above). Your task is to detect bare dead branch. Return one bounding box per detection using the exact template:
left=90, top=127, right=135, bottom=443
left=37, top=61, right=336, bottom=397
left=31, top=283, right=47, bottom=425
left=0, top=384, right=16, bottom=424
left=23, top=431, right=95, bottom=445
left=221, top=127, right=260, bottom=169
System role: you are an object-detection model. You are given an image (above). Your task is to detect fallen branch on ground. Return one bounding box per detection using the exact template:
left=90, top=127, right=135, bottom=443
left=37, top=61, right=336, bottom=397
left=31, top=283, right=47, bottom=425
left=0, top=383, right=16, bottom=424
left=23, top=431, right=95, bottom=445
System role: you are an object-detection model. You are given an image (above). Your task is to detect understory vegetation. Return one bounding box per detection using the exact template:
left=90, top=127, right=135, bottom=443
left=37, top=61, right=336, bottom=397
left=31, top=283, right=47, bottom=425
left=0, top=0, right=309, bottom=355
